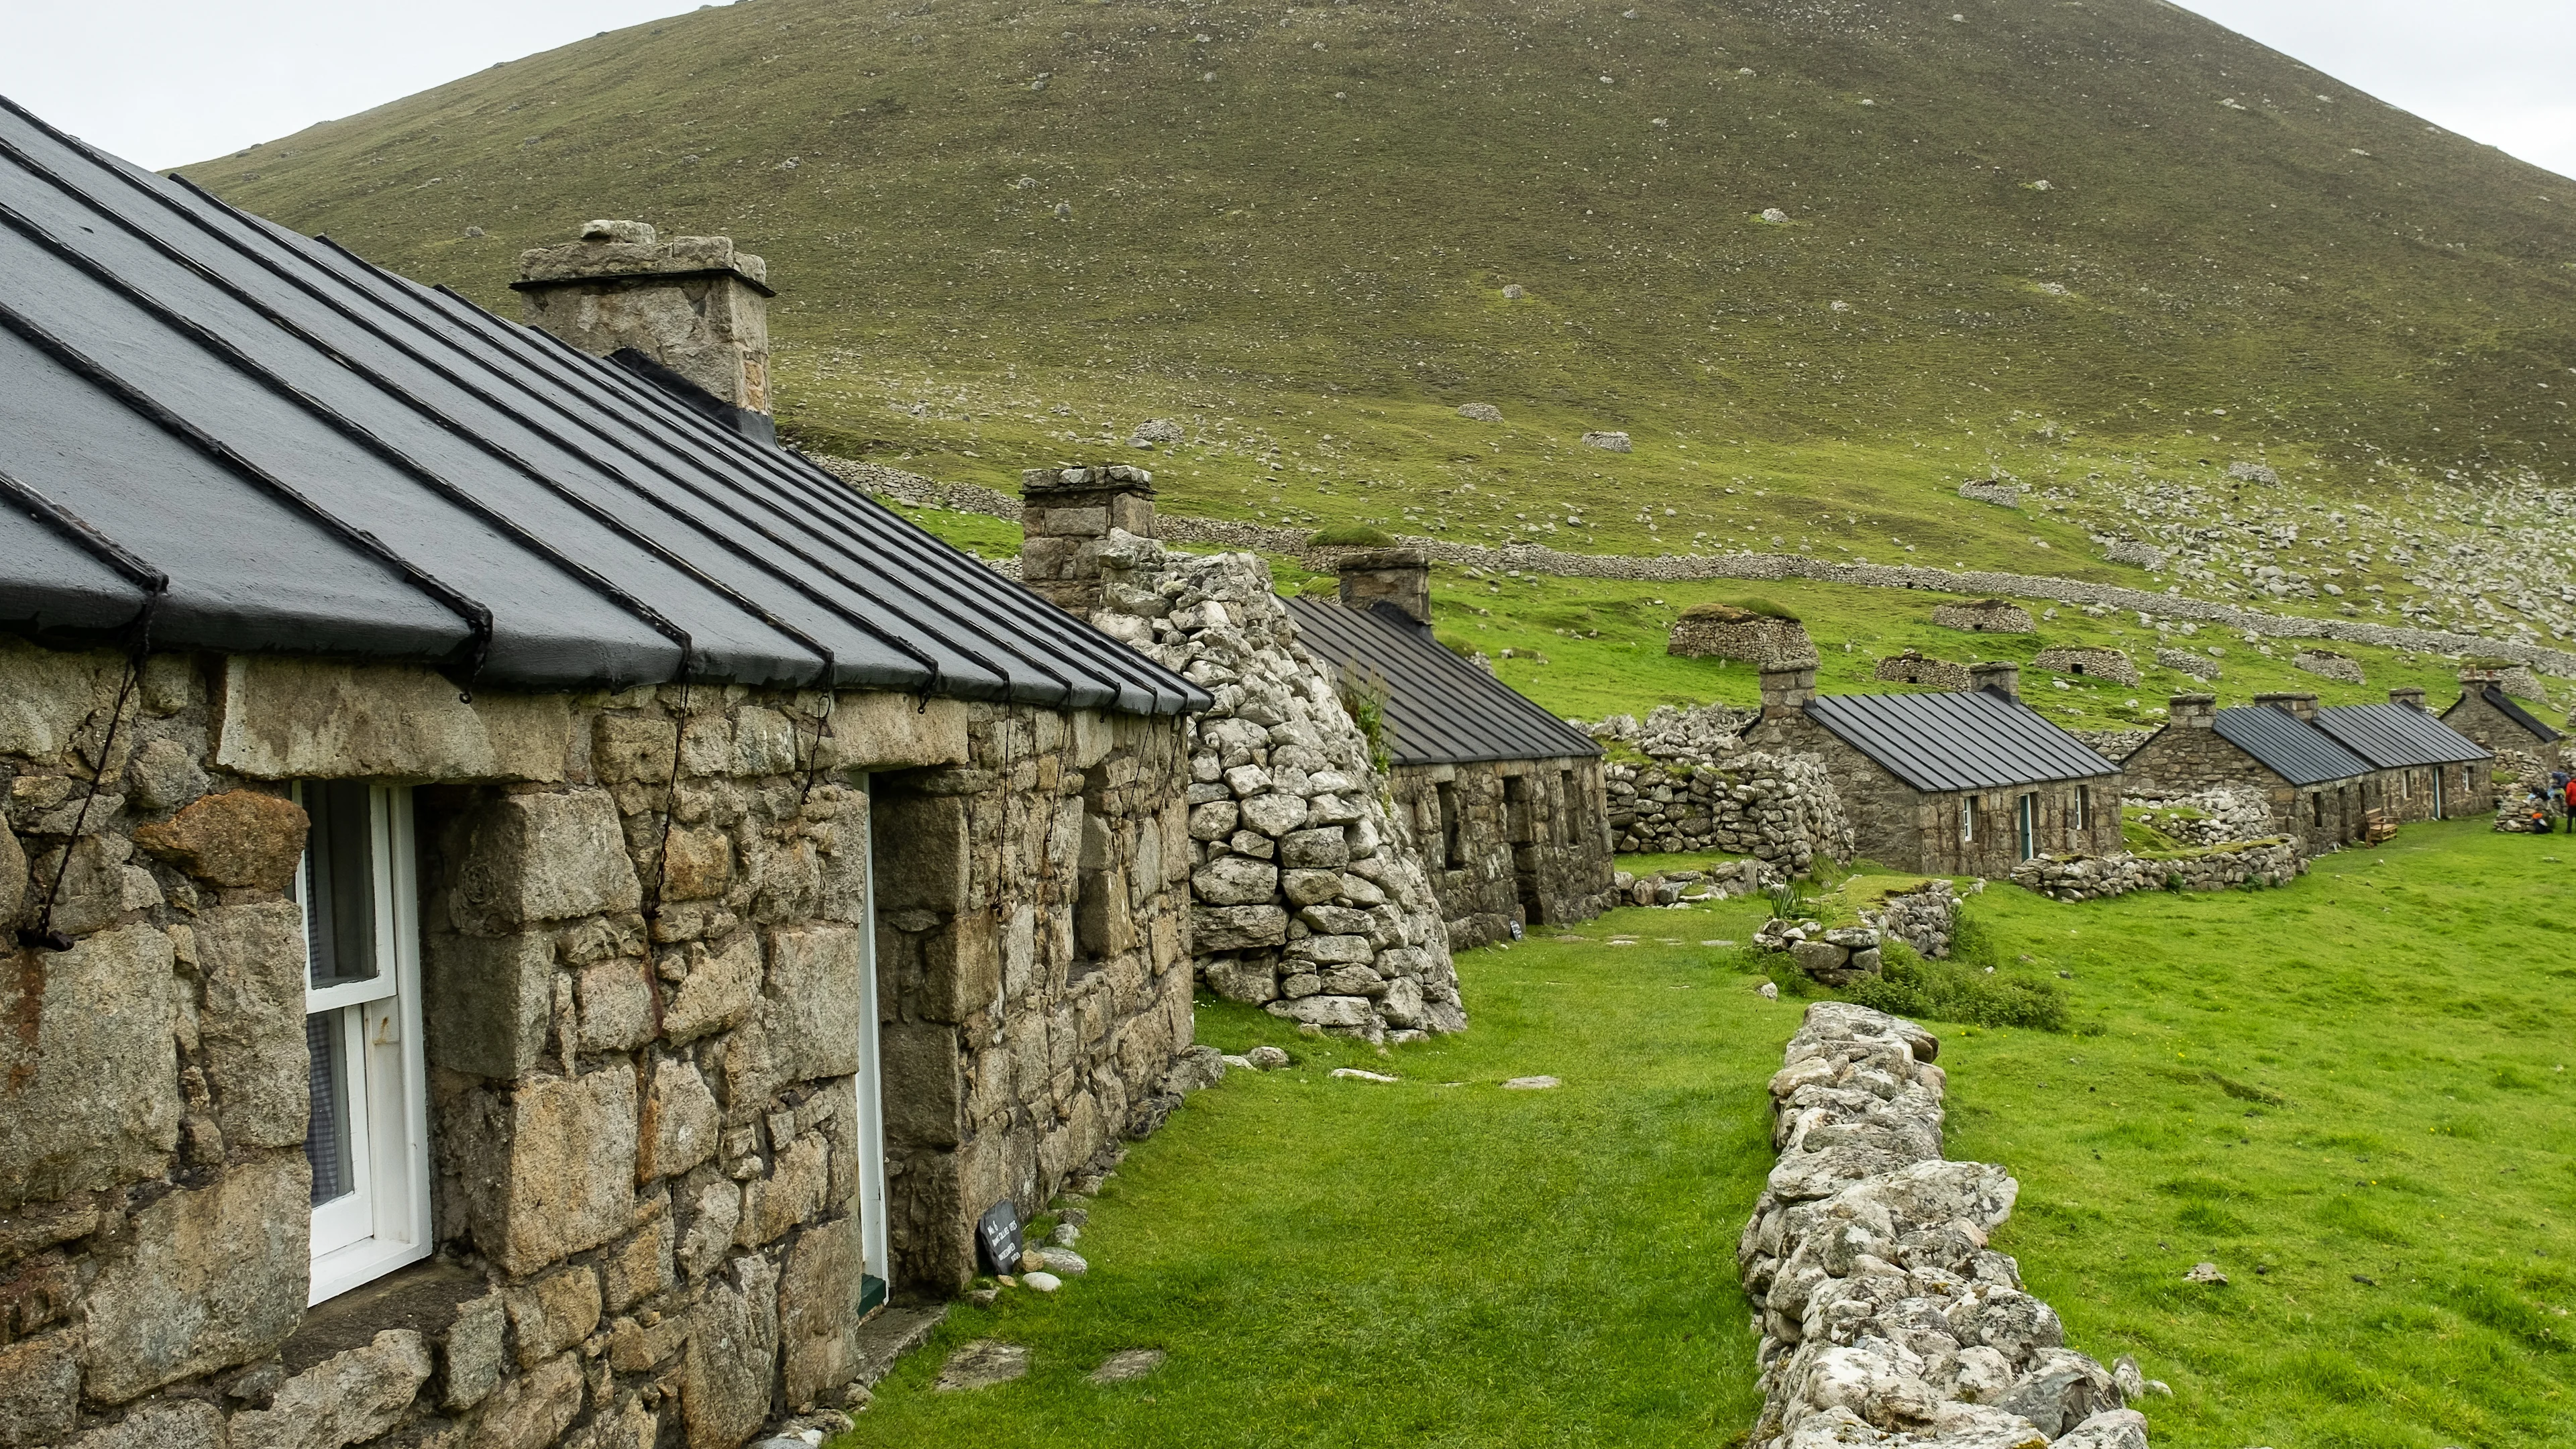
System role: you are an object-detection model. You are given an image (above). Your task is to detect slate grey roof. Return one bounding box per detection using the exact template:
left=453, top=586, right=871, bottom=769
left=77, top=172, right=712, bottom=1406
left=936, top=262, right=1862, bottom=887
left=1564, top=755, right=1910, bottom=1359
left=2445, top=685, right=2565, bottom=745
left=1283, top=596, right=1599, bottom=766
left=1799, top=688, right=2118, bottom=793
left=0, top=96, right=1205, bottom=715
left=2210, top=706, right=2375, bottom=786
left=2313, top=702, right=2492, bottom=769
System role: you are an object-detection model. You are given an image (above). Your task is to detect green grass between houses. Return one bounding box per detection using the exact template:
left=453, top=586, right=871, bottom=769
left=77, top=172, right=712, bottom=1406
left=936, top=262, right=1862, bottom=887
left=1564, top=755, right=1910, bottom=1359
left=844, top=822, right=2576, bottom=1448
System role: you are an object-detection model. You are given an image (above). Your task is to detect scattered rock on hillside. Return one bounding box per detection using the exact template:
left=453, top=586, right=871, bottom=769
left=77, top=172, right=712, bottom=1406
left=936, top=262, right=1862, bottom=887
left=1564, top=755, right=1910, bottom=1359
left=1130, top=418, right=1185, bottom=447
left=1245, top=1044, right=1292, bottom=1071
left=1458, top=402, right=1504, bottom=423
left=1331, top=1067, right=1399, bottom=1083
left=1501, top=1075, right=1561, bottom=1089
left=1087, top=1350, right=1167, bottom=1385
left=1757, top=981, right=1779, bottom=1000
left=1581, top=431, right=1632, bottom=452
left=1024, top=1271, right=1062, bottom=1292
left=2226, top=460, right=2279, bottom=485
left=1501, top=284, right=1525, bottom=299
left=1760, top=207, right=1788, bottom=223
left=2184, top=1261, right=2228, bottom=1285
left=1037, top=1247, right=1088, bottom=1276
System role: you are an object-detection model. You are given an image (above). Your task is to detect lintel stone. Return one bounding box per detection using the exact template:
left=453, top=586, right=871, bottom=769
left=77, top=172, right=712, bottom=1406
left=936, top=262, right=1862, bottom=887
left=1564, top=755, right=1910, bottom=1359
left=214, top=657, right=569, bottom=782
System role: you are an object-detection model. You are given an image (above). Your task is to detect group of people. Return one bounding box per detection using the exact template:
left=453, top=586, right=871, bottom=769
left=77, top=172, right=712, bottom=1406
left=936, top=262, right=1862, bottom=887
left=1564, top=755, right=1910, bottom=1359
left=2508, top=771, right=2576, bottom=834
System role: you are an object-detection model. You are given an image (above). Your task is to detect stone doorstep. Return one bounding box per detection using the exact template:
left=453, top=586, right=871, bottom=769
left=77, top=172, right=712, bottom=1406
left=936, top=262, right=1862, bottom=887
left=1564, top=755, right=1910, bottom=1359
left=849, top=1303, right=949, bottom=1389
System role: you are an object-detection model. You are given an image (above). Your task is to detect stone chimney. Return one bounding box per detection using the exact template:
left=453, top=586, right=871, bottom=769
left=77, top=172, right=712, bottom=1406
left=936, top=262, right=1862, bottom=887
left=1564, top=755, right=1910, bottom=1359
left=1969, top=661, right=2021, bottom=702
left=1020, top=465, right=1157, bottom=616
left=2459, top=665, right=2504, bottom=687
left=1759, top=665, right=1817, bottom=722
left=2389, top=686, right=2428, bottom=710
left=2169, top=693, right=2217, bottom=729
left=515, top=220, right=776, bottom=442
left=1336, top=548, right=1432, bottom=627
left=2255, top=690, right=2319, bottom=722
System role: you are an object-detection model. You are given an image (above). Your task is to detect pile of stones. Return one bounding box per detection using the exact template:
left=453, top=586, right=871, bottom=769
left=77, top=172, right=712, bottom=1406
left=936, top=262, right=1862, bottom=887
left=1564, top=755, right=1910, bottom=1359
left=1736, top=1002, right=2155, bottom=1448
left=1602, top=753, right=1855, bottom=871
left=1583, top=702, right=1760, bottom=761
left=1755, top=918, right=1885, bottom=987
left=1615, top=859, right=1781, bottom=906
left=1086, top=531, right=1463, bottom=1042
left=2011, top=841, right=2303, bottom=900
left=2123, top=787, right=2271, bottom=846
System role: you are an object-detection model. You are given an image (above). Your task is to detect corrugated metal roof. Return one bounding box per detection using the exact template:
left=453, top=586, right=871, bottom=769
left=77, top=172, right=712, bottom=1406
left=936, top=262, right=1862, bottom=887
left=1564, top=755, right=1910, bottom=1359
left=1799, top=688, right=2118, bottom=792
left=2210, top=706, right=2375, bottom=786
left=1283, top=596, right=1600, bottom=766
left=0, top=96, right=1205, bottom=715
left=2313, top=702, right=2492, bottom=769
left=2447, top=685, right=2565, bottom=745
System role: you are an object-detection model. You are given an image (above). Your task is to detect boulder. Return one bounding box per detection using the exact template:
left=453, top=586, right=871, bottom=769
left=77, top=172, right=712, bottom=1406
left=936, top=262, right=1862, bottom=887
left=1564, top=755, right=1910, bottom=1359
left=130, top=790, right=307, bottom=889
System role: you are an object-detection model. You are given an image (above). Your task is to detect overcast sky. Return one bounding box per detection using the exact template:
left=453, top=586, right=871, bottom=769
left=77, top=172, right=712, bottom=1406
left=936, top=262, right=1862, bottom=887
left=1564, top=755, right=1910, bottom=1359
left=1, top=0, right=2571, bottom=180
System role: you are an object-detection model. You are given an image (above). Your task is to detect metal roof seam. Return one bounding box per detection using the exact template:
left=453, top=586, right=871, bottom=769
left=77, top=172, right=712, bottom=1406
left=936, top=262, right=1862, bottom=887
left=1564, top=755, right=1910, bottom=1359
left=0, top=462, right=168, bottom=596
left=0, top=292, right=496, bottom=677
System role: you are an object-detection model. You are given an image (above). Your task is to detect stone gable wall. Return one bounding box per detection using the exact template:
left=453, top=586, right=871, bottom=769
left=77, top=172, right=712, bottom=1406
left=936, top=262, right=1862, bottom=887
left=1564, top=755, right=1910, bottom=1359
left=0, top=641, right=1191, bottom=1449
left=2443, top=690, right=2567, bottom=778
left=1392, top=757, right=1617, bottom=948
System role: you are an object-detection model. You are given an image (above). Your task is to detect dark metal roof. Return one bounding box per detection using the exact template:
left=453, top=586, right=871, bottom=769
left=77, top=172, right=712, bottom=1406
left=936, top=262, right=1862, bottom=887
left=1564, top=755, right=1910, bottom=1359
left=0, top=96, right=1205, bottom=715
left=2313, top=702, right=2493, bottom=769
left=2444, top=685, right=2565, bottom=745
left=1799, top=688, right=2119, bottom=792
left=2210, top=706, right=2375, bottom=786
left=1282, top=596, right=1600, bottom=766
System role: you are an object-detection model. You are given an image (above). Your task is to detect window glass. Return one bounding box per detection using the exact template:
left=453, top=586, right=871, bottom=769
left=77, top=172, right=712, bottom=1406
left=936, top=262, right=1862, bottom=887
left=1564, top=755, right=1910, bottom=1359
left=304, top=780, right=379, bottom=989
left=305, top=1011, right=355, bottom=1206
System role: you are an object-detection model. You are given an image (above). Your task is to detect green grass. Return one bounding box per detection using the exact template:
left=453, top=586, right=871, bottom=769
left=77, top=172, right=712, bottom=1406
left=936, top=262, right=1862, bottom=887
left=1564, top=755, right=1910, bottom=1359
left=189, top=0, right=2576, bottom=643
left=844, top=821, right=2576, bottom=1447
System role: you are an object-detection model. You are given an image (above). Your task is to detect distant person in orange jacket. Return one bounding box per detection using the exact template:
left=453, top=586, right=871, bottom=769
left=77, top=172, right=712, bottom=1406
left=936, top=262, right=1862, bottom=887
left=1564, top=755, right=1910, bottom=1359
left=2562, top=775, right=2575, bottom=833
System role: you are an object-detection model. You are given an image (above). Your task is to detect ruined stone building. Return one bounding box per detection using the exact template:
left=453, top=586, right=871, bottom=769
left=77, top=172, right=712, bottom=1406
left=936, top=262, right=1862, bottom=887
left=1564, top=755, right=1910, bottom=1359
left=2309, top=694, right=2496, bottom=823
left=1752, top=663, right=2123, bottom=875
left=1283, top=551, right=1615, bottom=946
left=0, top=104, right=1208, bottom=1449
left=1664, top=603, right=1817, bottom=667
left=2119, top=695, right=2376, bottom=851
left=2439, top=670, right=2566, bottom=775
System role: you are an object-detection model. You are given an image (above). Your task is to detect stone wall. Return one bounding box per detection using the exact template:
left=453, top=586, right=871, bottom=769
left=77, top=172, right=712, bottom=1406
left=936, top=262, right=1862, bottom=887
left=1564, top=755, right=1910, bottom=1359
left=810, top=453, right=2576, bottom=679
left=1931, top=600, right=2037, bottom=635
left=1391, top=757, right=1617, bottom=949
left=2153, top=647, right=2221, bottom=680
left=1736, top=1003, right=2153, bottom=1447
left=2118, top=712, right=2371, bottom=851
left=0, top=642, right=1193, bottom=1449
left=1756, top=716, right=2122, bottom=877
left=1868, top=879, right=1961, bottom=961
left=2443, top=687, right=2569, bottom=777
left=1613, top=858, right=1781, bottom=908
left=1083, top=533, right=1462, bottom=1043
left=1602, top=755, right=1854, bottom=874
left=1873, top=651, right=1972, bottom=691
left=2011, top=841, right=2306, bottom=900
left=1666, top=610, right=1817, bottom=667
left=2031, top=647, right=2139, bottom=687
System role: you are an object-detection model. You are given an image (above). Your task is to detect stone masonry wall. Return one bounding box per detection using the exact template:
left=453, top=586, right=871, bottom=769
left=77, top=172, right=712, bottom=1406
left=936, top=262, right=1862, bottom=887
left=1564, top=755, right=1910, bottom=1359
left=2116, top=722, right=2363, bottom=853
left=0, top=641, right=1191, bottom=1449
left=1736, top=1002, right=2154, bottom=1447
left=1874, top=653, right=1972, bottom=691
left=2011, top=841, right=2306, bottom=900
left=1602, top=755, right=1854, bottom=874
left=1081, top=531, right=1463, bottom=1043
left=1392, top=757, right=1617, bottom=949
left=1666, top=613, right=1818, bottom=667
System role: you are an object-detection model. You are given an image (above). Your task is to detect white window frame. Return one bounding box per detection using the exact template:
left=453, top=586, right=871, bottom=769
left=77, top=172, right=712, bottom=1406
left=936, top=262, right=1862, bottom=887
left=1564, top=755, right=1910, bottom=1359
left=2075, top=784, right=2090, bottom=833
left=296, top=782, right=432, bottom=1305
left=1961, top=796, right=1976, bottom=844
left=2017, top=792, right=2038, bottom=861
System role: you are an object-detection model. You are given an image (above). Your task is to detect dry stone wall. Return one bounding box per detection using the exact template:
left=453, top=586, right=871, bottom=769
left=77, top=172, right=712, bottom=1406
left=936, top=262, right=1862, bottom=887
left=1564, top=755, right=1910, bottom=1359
left=812, top=455, right=2576, bottom=678
left=2011, top=841, right=2305, bottom=900
left=2031, top=647, right=2139, bottom=687
left=1737, top=1002, right=2154, bottom=1448
left=1081, top=531, right=1463, bottom=1042
left=0, top=641, right=1194, bottom=1449
left=1603, top=755, right=1854, bottom=873
left=1667, top=610, right=1819, bottom=667
left=1874, top=652, right=1972, bottom=691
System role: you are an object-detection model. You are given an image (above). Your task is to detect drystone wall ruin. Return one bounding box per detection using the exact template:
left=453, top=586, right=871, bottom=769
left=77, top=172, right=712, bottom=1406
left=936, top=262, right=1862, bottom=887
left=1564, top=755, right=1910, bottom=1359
left=1737, top=1003, right=2153, bottom=1448
left=1078, top=528, right=1463, bottom=1042
left=1666, top=609, right=1819, bottom=666
left=1603, top=756, right=1855, bottom=872
left=0, top=642, right=1199, bottom=1449
left=1868, top=880, right=1962, bottom=961
left=2010, top=841, right=2305, bottom=900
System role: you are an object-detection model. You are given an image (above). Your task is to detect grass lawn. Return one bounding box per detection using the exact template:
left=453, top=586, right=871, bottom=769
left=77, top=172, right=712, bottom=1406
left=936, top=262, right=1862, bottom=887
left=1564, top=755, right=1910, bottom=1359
left=845, top=821, right=2575, bottom=1448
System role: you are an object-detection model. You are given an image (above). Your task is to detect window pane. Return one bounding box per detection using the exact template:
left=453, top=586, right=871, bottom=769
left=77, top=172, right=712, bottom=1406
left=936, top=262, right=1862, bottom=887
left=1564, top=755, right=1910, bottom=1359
left=305, top=783, right=378, bottom=989
left=305, top=1011, right=356, bottom=1206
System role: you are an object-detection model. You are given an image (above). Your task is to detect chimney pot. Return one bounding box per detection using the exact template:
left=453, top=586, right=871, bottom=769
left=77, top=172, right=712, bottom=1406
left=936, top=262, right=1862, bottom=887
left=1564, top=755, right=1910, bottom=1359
left=1334, top=548, right=1433, bottom=627
left=1969, top=661, right=2021, bottom=702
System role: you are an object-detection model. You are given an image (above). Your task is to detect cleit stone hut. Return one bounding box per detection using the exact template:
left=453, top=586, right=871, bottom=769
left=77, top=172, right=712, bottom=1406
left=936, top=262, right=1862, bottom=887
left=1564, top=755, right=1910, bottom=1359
left=2440, top=669, right=2567, bottom=774
left=2310, top=692, right=2497, bottom=823
left=0, top=105, right=1209, bottom=1449
left=2292, top=648, right=2365, bottom=685
left=1872, top=649, right=1972, bottom=690
left=1666, top=601, right=1818, bottom=667
left=2121, top=694, right=2375, bottom=851
left=1931, top=598, right=2035, bottom=634
left=1752, top=663, right=2123, bottom=875
left=2031, top=645, right=2139, bottom=686
left=1289, top=551, right=1617, bottom=947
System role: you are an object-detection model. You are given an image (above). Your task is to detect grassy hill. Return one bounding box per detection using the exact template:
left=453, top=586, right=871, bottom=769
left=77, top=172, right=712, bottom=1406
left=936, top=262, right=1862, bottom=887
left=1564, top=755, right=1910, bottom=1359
left=185, top=0, right=2576, bottom=639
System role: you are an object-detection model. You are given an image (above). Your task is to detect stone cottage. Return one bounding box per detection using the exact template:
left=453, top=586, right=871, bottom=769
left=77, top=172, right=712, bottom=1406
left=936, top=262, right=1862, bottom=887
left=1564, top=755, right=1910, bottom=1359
left=2440, top=671, right=2567, bottom=775
left=2118, top=694, right=2375, bottom=851
left=1752, top=663, right=2123, bottom=875
left=2310, top=694, right=2496, bottom=824
left=1019, top=480, right=1464, bottom=1041
left=1285, top=551, right=1616, bottom=947
left=0, top=104, right=1207, bottom=1449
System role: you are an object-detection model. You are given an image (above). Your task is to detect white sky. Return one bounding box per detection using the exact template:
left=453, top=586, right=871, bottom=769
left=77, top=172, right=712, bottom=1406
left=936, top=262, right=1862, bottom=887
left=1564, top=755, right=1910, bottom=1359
left=0, top=0, right=2571, bottom=180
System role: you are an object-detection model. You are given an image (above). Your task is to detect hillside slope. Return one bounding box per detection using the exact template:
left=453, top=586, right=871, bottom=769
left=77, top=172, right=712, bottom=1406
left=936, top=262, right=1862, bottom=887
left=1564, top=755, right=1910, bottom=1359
left=185, top=0, right=2576, bottom=643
